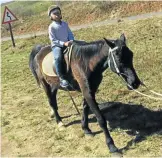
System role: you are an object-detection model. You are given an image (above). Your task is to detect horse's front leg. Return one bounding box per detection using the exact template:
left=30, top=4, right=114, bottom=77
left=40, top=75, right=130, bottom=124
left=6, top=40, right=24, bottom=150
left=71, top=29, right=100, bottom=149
left=81, top=99, right=94, bottom=136
left=72, top=66, right=118, bottom=153
left=84, top=91, right=118, bottom=153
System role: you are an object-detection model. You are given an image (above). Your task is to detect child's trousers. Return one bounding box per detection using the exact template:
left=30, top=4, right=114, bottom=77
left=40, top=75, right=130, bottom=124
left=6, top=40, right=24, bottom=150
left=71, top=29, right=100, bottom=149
left=52, top=46, right=64, bottom=78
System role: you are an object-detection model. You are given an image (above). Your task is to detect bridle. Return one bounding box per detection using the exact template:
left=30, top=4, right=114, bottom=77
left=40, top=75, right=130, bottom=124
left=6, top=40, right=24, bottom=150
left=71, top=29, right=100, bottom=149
left=108, top=46, right=128, bottom=80
left=108, top=46, right=120, bottom=74
left=107, top=46, right=162, bottom=101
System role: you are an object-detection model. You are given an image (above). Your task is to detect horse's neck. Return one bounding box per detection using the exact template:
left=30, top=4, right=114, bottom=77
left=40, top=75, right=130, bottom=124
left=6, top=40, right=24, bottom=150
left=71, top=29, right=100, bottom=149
left=88, top=42, right=108, bottom=72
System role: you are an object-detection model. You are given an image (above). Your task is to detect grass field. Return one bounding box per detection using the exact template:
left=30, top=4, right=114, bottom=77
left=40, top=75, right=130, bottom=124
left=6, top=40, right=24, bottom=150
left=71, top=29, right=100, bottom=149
left=1, top=1, right=162, bottom=37
left=1, top=16, right=162, bottom=156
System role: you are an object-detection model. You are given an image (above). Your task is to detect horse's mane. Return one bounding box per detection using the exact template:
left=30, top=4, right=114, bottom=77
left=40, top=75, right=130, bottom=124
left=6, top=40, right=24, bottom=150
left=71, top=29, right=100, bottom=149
left=72, top=40, right=105, bottom=62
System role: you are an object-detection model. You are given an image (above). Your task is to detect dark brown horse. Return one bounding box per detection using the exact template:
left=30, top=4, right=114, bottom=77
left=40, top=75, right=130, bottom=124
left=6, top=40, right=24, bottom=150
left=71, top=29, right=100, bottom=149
left=29, top=34, right=141, bottom=153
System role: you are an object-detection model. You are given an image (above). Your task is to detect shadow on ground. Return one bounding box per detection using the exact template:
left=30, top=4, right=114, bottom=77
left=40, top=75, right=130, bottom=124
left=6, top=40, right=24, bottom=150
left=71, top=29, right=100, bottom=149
left=66, top=102, right=162, bottom=134
left=100, top=102, right=162, bottom=134
left=99, top=102, right=162, bottom=152
left=65, top=101, right=162, bottom=151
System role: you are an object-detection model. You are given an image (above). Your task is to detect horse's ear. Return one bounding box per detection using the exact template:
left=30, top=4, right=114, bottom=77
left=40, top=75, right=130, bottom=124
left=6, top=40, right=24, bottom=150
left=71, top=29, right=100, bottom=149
left=120, top=33, right=126, bottom=43
left=104, top=38, right=115, bottom=48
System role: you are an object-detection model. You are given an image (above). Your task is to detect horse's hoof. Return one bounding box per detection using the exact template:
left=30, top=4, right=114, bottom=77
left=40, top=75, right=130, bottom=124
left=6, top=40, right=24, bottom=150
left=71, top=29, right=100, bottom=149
left=109, top=145, right=123, bottom=157
left=58, top=122, right=64, bottom=128
left=84, top=129, right=95, bottom=137
left=58, top=122, right=65, bottom=131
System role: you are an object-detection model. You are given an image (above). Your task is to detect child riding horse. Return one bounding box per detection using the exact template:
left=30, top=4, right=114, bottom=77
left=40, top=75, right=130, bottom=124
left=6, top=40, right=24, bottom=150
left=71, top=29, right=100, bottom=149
left=29, top=34, right=141, bottom=154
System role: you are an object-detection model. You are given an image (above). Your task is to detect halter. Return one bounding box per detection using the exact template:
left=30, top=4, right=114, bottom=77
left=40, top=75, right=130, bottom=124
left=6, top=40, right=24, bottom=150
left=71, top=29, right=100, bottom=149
left=107, top=46, right=162, bottom=101
left=108, top=46, right=119, bottom=74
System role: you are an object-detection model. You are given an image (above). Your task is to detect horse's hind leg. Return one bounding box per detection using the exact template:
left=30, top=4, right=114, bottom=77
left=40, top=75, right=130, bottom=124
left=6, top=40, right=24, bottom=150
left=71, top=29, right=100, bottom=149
left=49, top=88, right=62, bottom=124
left=41, top=79, right=62, bottom=124
left=81, top=99, right=94, bottom=136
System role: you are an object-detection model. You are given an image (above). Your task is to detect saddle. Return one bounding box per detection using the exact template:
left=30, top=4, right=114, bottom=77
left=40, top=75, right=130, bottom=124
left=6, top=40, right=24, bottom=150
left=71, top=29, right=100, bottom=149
left=42, top=40, right=87, bottom=77
left=42, top=45, right=73, bottom=77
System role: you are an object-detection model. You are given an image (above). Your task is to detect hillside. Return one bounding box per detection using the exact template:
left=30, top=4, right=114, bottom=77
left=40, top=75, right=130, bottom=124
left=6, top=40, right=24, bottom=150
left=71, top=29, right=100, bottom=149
left=1, top=1, right=162, bottom=37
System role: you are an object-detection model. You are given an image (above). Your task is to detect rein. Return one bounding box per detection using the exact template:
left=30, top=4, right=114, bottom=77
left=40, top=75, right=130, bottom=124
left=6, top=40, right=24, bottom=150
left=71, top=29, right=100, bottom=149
left=108, top=47, right=162, bottom=101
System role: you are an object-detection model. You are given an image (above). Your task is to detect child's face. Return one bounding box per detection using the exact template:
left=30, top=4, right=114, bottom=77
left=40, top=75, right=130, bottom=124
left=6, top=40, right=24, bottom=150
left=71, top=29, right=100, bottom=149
left=50, top=9, right=62, bottom=22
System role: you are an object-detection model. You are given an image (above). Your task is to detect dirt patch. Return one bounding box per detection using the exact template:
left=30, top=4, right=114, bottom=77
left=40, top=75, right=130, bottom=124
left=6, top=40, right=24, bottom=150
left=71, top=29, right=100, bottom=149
left=121, top=2, right=162, bottom=17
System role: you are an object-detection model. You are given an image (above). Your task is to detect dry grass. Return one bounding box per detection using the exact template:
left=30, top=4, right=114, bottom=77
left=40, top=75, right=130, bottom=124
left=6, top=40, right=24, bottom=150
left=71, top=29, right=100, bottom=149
left=1, top=16, right=162, bottom=157
left=1, top=1, right=162, bottom=37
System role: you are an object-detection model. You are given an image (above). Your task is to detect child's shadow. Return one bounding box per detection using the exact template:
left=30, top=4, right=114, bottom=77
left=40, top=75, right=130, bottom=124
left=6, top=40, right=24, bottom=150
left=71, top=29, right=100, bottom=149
left=99, top=102, right=162, bottom=152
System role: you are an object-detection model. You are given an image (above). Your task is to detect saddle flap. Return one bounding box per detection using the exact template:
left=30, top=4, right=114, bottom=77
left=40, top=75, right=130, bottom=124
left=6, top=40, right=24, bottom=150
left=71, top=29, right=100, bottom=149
left=42, top=45, right=73, bottom=77
left=42, top=52, right=57, bottom=77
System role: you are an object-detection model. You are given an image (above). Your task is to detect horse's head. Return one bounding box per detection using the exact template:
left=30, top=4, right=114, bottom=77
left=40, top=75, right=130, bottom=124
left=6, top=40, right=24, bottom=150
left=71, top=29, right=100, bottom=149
left=104, top=34, right=141, bottom=90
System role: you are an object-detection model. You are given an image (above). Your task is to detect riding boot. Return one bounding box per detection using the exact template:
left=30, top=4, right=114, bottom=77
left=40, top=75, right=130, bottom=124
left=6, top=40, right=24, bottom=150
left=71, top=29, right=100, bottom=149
left=54, top=61, right=69, bottom=88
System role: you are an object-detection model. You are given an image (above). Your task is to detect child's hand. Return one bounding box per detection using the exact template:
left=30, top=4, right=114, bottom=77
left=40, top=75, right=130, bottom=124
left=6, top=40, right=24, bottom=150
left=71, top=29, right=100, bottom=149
left=64, top=41, right=73, bottom=46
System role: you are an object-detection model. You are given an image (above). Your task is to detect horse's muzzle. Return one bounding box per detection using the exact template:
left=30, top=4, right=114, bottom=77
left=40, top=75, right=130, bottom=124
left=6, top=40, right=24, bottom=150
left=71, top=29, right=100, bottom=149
left=127, top=78, right=141, bottom=90
left=127, top=82, right=140, bottom=90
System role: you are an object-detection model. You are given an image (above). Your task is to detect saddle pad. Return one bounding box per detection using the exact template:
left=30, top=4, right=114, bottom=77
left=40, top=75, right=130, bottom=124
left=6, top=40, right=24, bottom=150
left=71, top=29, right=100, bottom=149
left=42, top=52, right=57, bottom=77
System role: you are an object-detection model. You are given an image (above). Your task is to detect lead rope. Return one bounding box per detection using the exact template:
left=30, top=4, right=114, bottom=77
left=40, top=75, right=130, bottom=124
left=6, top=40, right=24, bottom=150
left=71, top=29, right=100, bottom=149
left=108, top=48, right=162, bottom=101
left=140, top=82, right=162, bottom=97
left=119, top=73, right=162, bottom=101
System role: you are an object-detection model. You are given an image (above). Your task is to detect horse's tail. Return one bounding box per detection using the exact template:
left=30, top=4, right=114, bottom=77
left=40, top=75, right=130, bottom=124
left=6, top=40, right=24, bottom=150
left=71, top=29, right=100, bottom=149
left=29, top=44, right=44, bottom=86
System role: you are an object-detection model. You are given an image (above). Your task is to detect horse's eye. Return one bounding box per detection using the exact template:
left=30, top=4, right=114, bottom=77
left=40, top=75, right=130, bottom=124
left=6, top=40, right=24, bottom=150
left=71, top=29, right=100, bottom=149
left=115, top=51, right=119, bottom=55
left=115, top=49, right=120, bottom=56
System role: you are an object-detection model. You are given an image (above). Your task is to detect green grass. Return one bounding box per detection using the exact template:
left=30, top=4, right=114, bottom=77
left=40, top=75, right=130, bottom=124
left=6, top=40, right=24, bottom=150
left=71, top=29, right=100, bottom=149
left=1, top=1, right=54, bottom=17
left=1, top=16, right=162, bottom=157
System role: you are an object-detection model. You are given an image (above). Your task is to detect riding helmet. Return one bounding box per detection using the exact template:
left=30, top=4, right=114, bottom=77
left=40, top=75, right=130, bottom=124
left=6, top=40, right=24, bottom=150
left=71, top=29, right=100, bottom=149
left=48, top=5, right=61, bottom=16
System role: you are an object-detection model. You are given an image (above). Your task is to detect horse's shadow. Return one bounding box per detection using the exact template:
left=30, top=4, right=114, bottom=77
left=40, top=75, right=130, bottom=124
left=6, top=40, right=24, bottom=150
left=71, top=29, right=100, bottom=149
left=100, top=102, right=162, bottom=134
left=65, top=101, right=162, bottom=151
